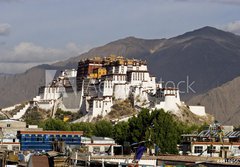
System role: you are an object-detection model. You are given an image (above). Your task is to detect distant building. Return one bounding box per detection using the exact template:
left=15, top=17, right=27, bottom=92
left=17, top=130, right=83, bottom=152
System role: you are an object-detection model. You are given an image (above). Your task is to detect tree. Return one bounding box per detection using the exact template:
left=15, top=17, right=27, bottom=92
left=128, top=108, right=151, bottom=143
left=113, top=121, right=129, bottom=144
left=70, top=122, right=95, bottom=137
left=150, top=109, right=179, bottom=154
left=40, top=118, right=70, bottom=131
left=94, top=120, right=113, bottom=137
left=127, top=109, right=180, bottom=154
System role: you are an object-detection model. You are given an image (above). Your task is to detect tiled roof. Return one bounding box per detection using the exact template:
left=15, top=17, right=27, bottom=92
left=225, top=131, right=240, bottom=138
left=18, top=131, right=83, bottom=135
left=198, top=130, right=240, bottom=138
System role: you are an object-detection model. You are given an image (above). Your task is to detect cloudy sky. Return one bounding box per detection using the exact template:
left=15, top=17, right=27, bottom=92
left=0, top=0, right=240, bottom=74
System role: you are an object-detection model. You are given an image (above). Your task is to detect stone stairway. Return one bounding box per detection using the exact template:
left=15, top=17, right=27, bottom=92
left=12, top=103, right=30, bottom=120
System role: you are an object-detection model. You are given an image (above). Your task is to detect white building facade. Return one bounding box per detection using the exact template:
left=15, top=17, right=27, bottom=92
left=32, top=56, right=206, bottom=120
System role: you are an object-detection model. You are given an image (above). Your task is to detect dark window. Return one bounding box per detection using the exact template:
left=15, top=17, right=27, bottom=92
left=105, top=146, right=110, bottom=152
left=37, top=135, right=43, bottom=141
left=207, top=146, right=216, bottom=153
left=93, top=147, right=100, bottom=153
left=7, top=124, right=10, bottom=127
left=194, top=146, right=203, bottom=153
left=220, top=146, right=229, bottom=150
left=113, top=146, right=123, bottom=155
left=12, top=146, right=19, bottom=151
left=31, top=135, right=36, bottom=141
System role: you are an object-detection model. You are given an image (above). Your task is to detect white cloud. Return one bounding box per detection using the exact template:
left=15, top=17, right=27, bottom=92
left=1, top=42, right=91, bottom=63
left=224, top=21, right=240, bottom=34
left=0, top=42, right=92, bottom=73
left=0, top=23, right=11, bottom=36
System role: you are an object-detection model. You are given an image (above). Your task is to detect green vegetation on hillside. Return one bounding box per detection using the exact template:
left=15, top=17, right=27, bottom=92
left=23, top=107, right=51, bottom=125
left=55, top=108, right=82, bottom=122
left=39, top=108, right=204, bottom=154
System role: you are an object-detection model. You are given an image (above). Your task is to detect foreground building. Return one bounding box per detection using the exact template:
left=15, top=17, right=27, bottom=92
left=17, top=130, right=83, bottom=152
left=81, top=136, right=117, bottom=155
left=180, top=125, right=240, bottom=157
left=0, top=119, right=42, bottom=151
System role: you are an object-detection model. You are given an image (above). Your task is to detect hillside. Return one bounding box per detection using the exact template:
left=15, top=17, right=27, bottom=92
left=1, top=26, right=240, bottom=124
left=188, top=76, right=240, bottom=126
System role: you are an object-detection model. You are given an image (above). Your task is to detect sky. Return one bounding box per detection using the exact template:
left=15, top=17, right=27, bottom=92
left=0, top=0, right=240, bottom=74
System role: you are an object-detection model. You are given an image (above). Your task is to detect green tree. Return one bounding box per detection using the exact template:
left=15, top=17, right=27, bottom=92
left=70, top=122, right=95, bottom=137
left=112, top=108, right=208, bottom=154
left=127, top=109, right=181, bottom=154
left=128, top=108, right=151, bottom=143
left=55, top=108, right=82, bottom=121
left=150, top=109, right=179, bottom=154
left=113, top=121, right=129, bottom=144
left=55, top=109, right=71, bottom=120
left=40, top=118, right=70, bottom=131
left=94, top=120, right=113, bottom=137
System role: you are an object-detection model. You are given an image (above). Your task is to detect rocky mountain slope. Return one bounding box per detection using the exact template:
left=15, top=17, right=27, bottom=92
left=1, top=26, right=240, bottom=126
left=0, top=64, right=59, bottom=108
left=188, top=76, right=240, bottom=126
left=55, top=26, right=240, bottom=99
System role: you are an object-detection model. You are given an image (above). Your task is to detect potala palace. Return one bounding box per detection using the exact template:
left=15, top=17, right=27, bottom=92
left=31, top=56, right=206, bottom=121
